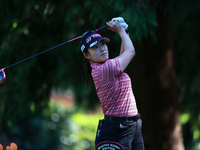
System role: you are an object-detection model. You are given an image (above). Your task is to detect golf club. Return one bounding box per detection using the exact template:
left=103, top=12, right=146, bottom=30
left=0, top=17, right=127, bottom=87
left=0, top=25, right=108, bottom=87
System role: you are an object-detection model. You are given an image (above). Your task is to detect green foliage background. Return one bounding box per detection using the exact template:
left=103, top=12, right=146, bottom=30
left=0, top=0, right=200, bottom=149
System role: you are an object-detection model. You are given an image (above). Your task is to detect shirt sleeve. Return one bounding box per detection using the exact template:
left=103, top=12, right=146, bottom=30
left=110, top=58, right=122, bottom=75
left=100, top=58, right=122, bottom=80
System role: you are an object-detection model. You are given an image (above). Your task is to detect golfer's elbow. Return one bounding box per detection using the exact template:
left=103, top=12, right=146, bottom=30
left=129, top=47, right=136, bottom=58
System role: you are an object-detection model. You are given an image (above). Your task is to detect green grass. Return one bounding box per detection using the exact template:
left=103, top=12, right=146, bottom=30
left=71, top=112, right=104, bottom=141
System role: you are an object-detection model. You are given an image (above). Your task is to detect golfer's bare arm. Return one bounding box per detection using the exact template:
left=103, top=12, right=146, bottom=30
left=119, top=32, right=129, bottom=55
left=106, top=21, right=135, bottom=72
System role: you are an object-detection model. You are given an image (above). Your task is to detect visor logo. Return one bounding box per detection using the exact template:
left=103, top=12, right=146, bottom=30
left=86, top=37, right=91, bottom=43
left=90, top=41, right=97, bottom=48
left=81, top=45, right=85, bottom=52
left=86, top=34, right=101, bottom=43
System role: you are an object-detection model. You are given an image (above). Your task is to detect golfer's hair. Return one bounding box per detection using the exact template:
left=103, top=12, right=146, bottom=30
left=83, top=53, right=92, bottom=86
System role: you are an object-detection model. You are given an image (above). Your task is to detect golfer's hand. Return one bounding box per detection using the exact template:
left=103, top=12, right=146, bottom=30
left=111, top=17, right=128, bottom=30
left=106, top=20, right=125, bottom=34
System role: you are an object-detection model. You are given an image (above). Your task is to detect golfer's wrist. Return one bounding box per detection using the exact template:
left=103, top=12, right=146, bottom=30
left=118, top=29, right=126, bottom=36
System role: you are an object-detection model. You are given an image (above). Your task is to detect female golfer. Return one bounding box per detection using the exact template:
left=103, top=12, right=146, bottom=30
left=80, top=18, right=144, bottom=150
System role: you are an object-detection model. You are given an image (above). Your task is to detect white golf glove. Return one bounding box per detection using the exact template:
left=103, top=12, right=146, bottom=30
left=111, top=17, right=128, bottom=30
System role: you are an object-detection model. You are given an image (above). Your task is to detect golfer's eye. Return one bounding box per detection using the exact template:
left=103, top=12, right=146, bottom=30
left=101, top=41, right=105, bottom=45
left=95, top=45, right=99, bottom=49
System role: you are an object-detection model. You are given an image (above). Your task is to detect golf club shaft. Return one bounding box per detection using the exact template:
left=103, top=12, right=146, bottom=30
left=3, top=26, right=108, bottom=70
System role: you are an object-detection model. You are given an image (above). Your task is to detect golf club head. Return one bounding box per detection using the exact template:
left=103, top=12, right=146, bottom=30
left=0, top=68, right=6, bottom=87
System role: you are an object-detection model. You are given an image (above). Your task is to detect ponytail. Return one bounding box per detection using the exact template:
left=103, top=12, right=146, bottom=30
left=83, top=57, right=92, bottom=86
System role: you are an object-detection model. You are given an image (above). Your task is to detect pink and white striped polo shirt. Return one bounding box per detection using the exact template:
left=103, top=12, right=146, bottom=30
left=90, top=58, right=138, bottom=117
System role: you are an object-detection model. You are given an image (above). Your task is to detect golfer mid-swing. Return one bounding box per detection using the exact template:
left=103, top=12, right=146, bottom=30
left=80, top=17, right=145, bottom=150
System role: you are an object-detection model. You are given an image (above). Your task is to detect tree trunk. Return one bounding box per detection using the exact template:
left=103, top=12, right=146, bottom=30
left=128, top=7, right=185, bottom=150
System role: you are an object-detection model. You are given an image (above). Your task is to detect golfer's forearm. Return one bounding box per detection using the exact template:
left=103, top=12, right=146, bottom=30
left=120, top=41, right=124, bottom=55
left=119, top=30, right=135, bottom=55
left=120, top=32, right=130, bottom=55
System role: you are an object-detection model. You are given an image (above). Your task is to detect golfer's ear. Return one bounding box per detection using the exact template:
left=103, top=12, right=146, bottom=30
left=83, top=52, right=90, bottom=60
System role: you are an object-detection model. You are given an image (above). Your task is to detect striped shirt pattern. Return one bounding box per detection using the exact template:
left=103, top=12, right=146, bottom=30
left=90, top=58, right=138, bottom=117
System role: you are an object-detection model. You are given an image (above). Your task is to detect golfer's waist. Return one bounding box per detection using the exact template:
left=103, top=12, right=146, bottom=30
left=104, top=113, right=140, bottom=121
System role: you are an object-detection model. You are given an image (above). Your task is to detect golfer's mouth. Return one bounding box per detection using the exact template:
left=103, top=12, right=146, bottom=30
left=101, top=53, right=107, bottom=56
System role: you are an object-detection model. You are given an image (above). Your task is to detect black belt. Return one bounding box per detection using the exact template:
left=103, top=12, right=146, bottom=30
left=104, top=113, right=140, bottom=121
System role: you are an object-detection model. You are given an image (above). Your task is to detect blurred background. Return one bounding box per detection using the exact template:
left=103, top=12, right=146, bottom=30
left=0, top=0, right=200, bottom=150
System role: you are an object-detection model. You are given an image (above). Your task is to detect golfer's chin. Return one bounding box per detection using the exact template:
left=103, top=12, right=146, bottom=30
left=91, top=55, right=109, bottom=63
left=100, top=56, right=109, bottom=63
left=94, top=58, right=107, bottom=63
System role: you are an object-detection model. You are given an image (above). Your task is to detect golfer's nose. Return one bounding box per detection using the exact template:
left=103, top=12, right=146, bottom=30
left=100, top=45, right=105, bottom=52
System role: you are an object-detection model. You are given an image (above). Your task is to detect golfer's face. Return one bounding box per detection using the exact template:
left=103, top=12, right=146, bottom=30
left=88, top=41, right=109, bottom=63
